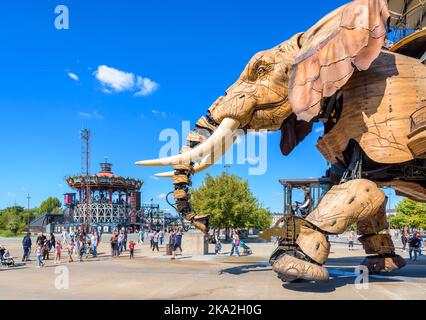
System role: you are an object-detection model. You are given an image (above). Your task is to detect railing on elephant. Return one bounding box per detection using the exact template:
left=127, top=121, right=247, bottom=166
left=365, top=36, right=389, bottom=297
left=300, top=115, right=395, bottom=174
left=408, top=105, right=426, bottom=157
left=410, top=106, right=426, bottom=132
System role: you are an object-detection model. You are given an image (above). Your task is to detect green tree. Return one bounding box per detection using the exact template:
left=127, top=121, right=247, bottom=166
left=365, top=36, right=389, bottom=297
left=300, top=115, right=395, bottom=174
left=0, top=197, right=60, bottom=236
left=0, top=206, right=34, bottom=234
left=38, top=197, right=62, bottom=214
left=191, top=173, right=272, bottom=235
left=388, top=198, right=426, bottom=229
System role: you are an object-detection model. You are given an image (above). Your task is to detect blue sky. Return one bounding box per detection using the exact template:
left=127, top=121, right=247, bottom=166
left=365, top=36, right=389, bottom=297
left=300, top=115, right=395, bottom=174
left=0, top=0, right=400, bottom=212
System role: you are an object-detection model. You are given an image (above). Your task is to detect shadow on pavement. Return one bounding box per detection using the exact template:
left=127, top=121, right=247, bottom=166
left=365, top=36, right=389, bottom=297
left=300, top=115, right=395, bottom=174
left=219, top=262, right=271, bottom=275
left=219, top=255, right=426, bottom=292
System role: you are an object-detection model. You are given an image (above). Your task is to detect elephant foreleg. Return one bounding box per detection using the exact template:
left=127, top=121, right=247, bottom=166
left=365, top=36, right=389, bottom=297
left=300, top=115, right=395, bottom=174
left=273, top=179, right=404, bottom=282
left=357, top=203, right=406, bottom=273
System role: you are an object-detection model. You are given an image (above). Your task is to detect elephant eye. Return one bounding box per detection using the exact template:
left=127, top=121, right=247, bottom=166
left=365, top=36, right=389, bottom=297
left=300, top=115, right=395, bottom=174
left=257, top=66, right=267, bottom=76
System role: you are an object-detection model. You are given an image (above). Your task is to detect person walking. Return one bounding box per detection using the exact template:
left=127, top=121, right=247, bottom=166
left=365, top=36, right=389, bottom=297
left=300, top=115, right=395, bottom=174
left=122, top=228, right=128, bottom=251
left=164, top=228, right=171, bottom=255
left=215, top=240, right=223, bottom=255
left=36, top=232, right=46, bottom=246
left=348, top=230, right=356, bottom=251
left=49, top=233, right=56, bottom=252
left=61, top=228, right=68, bottom=245
left=22, top=232, right=32, bottom=262
left=159, top=229, right=164, bottom=245
left=110, top=232, right=119, bottom=257
left=418, top=233, right=423, bottom=256
left=172, top=228, right=183, bottom=259
left=409, top=232, right=422, bottom=261
left=118, top=231, right=124, bottom=254
left=401, top=231, right=408, bottom=252
left=67, top=242, right=74, bottom=263
left=129, top=240, right=136, bottom=259
left=152, top=231, right=160, bottom=252
left=230, top=232, right=240, bottom=257
left=90, top=232, right=98, bottom=258
left=70, top=228, right=75, bottom=244
left=138, top=228, right=145, bottom=244
left=43, top=239, right=50, bottom=260
left=148, top=230, right=154, bottom=249
left=36, top=243, right=45, bottom=268
left=169, top=229, right=176, bottom=257
left=54, top=240, right=62, bottom=264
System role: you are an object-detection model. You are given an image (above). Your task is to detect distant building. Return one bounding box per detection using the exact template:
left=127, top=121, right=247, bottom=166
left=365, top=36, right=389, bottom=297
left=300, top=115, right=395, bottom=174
left=64, top=161, right=144, bottom=233
left=30, top=161, right=147, bottom=234
left=386, top=208, right=397, bottom=216
left=270, top=212, right=284, bottom=226
left=29, top=213, right=65, bottom=234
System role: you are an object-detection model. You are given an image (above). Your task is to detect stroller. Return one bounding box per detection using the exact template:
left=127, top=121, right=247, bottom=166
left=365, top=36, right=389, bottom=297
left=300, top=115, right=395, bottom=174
left=0, top=247, right=15, bottom=268
left=239, top=240, right=253, bottom=255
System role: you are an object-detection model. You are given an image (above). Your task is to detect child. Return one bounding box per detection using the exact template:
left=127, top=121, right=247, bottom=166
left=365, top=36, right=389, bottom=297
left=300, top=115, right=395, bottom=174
left=54, top=240, right=62, bottom=264
left=129, top=240, right=136, bottom=259
left=36, top=244, right=45, bottom=268
left=67, top=242, right=74, bottom=263
left=2, top=250, right=14, bottom=266
left=215, top=240, right=222, bottom=255
left=75, top=240, right=83, bottom=262
left=43, top=240, right=49, bottom=260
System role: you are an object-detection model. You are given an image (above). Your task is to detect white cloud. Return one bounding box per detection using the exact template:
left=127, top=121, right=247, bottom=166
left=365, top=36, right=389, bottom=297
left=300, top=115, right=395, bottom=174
left=94, top=65, right=134, bottom=92
left=149, top=175, right=160, bottom=181
left=135, top=77, right=159, bottom=96
left=6, top=192, right=16, bottom=197
left=151, top=109, right=167, bottom=118
left=67, top=71, right=79, bottom=81
left=78, top=111, right=104, bottom=120
left=315, top=126, right=324, bottom=134
left=246, top=157, right=259, bottom=165
left=156, top=193, right=166, bottom=199
left=58, top=184, right=64, bottom=188
left=94, top=65, right=159, bottom=96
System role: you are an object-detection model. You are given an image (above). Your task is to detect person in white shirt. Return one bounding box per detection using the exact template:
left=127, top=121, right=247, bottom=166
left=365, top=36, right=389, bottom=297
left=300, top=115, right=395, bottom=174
left=62, top=229, right=68, bottom=245
left=90, top=232, right=98, bottom=257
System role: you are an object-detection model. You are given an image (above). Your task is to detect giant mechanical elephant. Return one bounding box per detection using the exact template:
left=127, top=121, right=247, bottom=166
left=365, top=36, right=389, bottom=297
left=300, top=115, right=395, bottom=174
left=137, top=0, right=426, bottom=282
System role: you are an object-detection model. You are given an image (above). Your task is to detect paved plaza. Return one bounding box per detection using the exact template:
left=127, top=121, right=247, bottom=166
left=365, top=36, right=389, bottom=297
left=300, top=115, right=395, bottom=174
left=0, top=235, right=425, bottom=300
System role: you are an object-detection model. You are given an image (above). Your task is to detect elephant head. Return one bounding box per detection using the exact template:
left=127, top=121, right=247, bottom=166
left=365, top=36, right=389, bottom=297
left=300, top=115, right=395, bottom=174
left=136, top=0, right=390, bottom=176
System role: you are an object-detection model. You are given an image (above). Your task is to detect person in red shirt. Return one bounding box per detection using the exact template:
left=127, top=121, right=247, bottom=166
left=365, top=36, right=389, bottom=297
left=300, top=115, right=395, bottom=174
left=128, top=241, right=136, bottom=259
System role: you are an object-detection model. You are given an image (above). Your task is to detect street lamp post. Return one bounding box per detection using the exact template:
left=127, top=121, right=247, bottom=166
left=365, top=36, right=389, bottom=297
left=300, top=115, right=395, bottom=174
left=224, top=165, right=231, bottom=175
left=26, top=193, right=31, bottom=231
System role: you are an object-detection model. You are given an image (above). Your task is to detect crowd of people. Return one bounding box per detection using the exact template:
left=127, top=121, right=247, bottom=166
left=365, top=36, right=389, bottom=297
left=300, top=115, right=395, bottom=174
left=29, top=228, right=102, bottom=268
left=140, top=227, right=184, bottom=259
left=2, top=225, right=424, bottom=270
left=399, top=229, right=424, bottom=261
left=344, top=229, right=424, bottom=260
left=109, top=227, right=189, bottom=259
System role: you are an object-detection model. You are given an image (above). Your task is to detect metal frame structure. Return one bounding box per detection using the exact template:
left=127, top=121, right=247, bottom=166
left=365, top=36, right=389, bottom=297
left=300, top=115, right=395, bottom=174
left=65, top=161, right=144, bottom=230
left=388, top=0, right=425, bottom=43
left=278, top=178, right=332, bottom=215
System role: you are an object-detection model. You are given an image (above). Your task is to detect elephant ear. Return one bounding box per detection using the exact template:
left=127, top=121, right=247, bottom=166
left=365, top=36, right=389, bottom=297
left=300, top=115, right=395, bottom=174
left=289, top=0, right=390, bottom=122
left=280, top=114, right=313, bottom=156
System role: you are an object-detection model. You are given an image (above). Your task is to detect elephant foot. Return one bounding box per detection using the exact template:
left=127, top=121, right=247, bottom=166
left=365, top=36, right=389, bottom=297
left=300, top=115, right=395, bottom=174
left=272, top=254, right=329, bottom=283
left=361, top=254, right=406, bottom=274
left=185, top=213, right=210, bottom=234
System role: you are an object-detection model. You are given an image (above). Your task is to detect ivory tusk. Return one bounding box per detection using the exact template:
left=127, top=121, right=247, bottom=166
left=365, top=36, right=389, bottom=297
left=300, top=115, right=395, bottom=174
left=136, top=118, right=240, bottom=167
left=153, top=133, right=239, bottom=178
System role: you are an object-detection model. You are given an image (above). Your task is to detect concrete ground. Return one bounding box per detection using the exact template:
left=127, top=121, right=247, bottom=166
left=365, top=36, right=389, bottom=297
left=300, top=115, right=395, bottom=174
left=0, top=234, right=425, bottom=300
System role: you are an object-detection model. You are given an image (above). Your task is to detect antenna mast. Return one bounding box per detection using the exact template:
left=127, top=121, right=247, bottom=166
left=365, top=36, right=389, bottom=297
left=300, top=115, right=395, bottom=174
left=81, top=129, right=91, bottom=225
